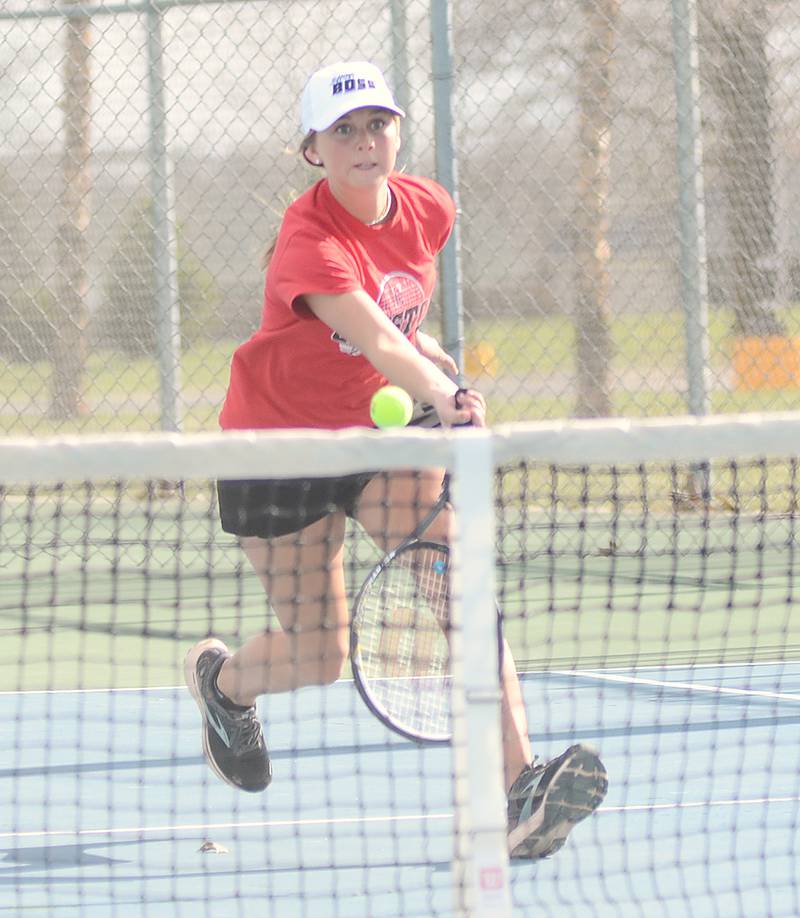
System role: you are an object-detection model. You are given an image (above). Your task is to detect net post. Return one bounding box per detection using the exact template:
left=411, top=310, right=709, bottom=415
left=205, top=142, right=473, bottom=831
left=448, top=429, right=512, bottom=916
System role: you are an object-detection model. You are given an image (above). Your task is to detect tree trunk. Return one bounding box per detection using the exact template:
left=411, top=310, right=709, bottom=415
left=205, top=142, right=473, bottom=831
left=573, top=0, right=619, bottom=418
left=708, top=0, right=783, bottom=337
left=50, top=2, right=91, bottom=420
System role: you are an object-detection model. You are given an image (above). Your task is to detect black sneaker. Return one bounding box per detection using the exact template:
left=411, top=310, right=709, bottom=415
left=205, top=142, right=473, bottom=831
left=507, top=743, right=607, bottom=860
left=185, top=638, right=272, bottom=793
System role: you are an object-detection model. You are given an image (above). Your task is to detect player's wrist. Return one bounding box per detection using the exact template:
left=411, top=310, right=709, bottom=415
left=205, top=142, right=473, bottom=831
left=425, top=369, right=459, bottom=400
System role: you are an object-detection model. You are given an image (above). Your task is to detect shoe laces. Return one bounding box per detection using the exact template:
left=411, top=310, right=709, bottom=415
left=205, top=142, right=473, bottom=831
left=226, top=706, right=264, bottom=753
left=507, top=757, right=545, bottom=825
left=509, top=757, right=544, bottom=798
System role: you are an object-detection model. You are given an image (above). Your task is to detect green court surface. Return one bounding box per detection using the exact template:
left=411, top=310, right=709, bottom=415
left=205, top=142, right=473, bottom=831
left=3, top=472, right=798, bottom=691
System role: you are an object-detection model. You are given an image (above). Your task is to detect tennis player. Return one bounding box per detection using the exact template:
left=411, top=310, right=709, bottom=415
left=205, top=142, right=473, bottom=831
left=185, top=60, right=607, bottom=860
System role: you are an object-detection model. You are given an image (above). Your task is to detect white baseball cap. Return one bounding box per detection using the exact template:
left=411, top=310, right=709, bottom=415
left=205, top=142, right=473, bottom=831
left=300, top=61, right=405, bottom=134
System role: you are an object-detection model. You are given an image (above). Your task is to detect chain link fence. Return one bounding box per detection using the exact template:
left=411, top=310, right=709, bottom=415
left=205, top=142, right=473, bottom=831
left=2, top=0, right=799, bottom=434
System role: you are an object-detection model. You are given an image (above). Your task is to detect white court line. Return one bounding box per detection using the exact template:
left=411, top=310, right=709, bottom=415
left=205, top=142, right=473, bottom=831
left=2, top=658, right=799, bottom=696
left=600, top=795, right=800, bottom=814
left=0, top=685, right=183, bottom=696
left=0, top=681, right=353, bottom=697
left=517, top=659, right=800, bottom=679
left=0, top=812, right=451, bottom=841
left=3, top=794, right=798, bottom=842
left=539, top=658, right=800, bottom=673
left=554, top=669, right=800, bottom=702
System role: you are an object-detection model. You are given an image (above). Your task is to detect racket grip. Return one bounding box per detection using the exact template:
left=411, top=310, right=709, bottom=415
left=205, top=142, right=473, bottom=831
left=453, top=387, right=474, bottom=428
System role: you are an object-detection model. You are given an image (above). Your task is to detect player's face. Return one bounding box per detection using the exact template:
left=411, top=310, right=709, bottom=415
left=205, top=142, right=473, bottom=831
left=311, top=107, right=400, bottom=190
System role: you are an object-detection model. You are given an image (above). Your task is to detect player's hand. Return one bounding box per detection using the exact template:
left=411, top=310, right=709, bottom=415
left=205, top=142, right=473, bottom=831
left=433, top=387, right=486, bottom=428
left=416, top=331, right=459, bottom=378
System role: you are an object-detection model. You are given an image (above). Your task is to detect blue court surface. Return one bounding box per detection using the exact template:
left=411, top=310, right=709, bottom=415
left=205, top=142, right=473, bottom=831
left=2, top=662, right=799, bottom=917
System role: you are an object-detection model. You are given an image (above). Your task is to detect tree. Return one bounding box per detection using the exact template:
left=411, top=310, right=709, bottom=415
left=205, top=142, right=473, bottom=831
left=94, top=197, right=221, bottom=356
left=705, top=0, right=783, bottom=336
left=50, top=0, right=92, bottom=418
left=573, top=0, right=619, bottom=417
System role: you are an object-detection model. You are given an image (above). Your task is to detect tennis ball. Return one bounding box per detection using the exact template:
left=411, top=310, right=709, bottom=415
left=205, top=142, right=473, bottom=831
left=370, top=385, right=413, bottom=428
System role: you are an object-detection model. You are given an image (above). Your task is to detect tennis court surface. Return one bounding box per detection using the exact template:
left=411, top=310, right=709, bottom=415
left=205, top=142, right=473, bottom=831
left=3, top=417, right=800, bottom=915
left=3, top=663, right=799, bottom=917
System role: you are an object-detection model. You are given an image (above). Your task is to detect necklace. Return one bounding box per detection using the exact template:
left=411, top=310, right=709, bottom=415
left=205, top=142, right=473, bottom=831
left=365, top=188, right=393, bottom=226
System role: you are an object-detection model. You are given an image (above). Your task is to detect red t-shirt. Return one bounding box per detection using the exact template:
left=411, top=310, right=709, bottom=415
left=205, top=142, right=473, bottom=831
left=219, top=173, right=455, bottom=430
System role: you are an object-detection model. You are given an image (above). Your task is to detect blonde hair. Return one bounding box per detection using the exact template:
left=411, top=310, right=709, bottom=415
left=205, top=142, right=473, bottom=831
left=260, top=131, right=318, bottom=271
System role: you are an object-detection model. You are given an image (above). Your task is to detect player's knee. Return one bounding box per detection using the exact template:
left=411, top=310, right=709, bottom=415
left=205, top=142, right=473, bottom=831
left=312, top=632, right=349, bottom=685
left=315, top=652, right=347, bottom=685
left=424, top=514, right=451, bottom=547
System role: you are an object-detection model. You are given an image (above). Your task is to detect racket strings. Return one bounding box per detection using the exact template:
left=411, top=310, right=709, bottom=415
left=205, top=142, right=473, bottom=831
left=364, top=547, right=450, bottom=678
left=356, top=543, right=452, bottom=738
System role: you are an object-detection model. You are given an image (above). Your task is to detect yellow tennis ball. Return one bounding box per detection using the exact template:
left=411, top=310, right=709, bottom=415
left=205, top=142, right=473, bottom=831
left=370, top=385, right=413, bottom=428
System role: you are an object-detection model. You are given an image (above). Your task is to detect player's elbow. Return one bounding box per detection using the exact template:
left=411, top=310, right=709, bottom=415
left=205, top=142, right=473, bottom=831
left=361, top=327, right=398, bottom=367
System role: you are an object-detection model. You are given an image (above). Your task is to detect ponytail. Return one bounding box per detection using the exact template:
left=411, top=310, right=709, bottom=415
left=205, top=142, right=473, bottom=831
left=260, top=130, right=318, bottom=272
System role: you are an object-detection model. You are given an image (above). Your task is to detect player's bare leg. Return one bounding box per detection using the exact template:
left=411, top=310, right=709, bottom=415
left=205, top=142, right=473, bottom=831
left=186, top=512, right=350, bottom=792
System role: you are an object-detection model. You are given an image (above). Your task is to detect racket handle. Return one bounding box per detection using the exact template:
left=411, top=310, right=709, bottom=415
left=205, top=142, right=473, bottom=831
left=453, top=387, right=474, bottom=428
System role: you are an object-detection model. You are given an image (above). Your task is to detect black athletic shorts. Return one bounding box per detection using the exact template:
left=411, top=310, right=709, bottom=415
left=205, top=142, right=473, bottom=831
left=218, top=404, right=441, bottom=540
left=217, top=472, right=378, bottom=539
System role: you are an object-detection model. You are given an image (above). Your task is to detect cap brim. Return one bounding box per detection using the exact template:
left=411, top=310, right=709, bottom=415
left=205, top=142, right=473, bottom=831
left=305, top=101, right=405, bottom=135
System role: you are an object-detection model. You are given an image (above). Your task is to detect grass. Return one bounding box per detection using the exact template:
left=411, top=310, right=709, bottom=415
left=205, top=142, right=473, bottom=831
left=5, top=307, right=800, bottom=435
left=1, top=341, right=236, bottom=435
left=468, top=305, right=800, bottom=378
left=467, top=305, right=800, bottom=421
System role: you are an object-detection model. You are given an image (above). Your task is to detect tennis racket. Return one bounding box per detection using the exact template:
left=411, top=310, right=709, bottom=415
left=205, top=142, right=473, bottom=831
left=350, top=468, right=503, bottom=745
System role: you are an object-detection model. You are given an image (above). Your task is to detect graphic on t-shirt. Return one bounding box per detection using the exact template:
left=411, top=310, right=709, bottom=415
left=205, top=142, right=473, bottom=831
left=332, top=272, right=428, bottom=356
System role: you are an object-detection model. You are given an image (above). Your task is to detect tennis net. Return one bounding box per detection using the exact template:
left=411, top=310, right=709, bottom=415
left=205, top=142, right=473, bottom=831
left=3, top=415, right=800, bottom=916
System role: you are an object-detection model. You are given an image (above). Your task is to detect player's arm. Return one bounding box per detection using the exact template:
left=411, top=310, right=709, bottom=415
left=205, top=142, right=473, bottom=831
left=305, top=289, right=483, bottom=427
left=415, top=329, right=458, bottom=378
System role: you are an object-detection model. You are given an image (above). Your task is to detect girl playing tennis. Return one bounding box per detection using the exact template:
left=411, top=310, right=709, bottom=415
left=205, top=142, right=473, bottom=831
left=185, top=60, right=607, bottom=860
